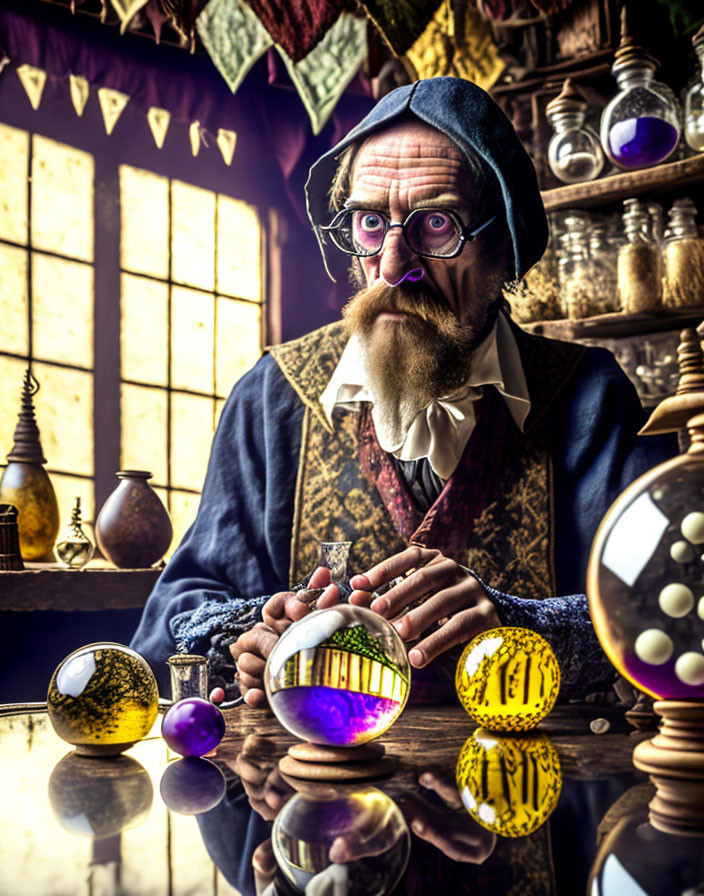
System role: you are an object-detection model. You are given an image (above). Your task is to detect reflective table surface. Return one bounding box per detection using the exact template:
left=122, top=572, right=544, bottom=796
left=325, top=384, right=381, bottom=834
left=0, top=702, right=701, bottom=896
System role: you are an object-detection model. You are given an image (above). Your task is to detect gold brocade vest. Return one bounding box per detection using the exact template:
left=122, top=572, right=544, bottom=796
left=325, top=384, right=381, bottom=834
left=269, top=320, right=585, bottom=598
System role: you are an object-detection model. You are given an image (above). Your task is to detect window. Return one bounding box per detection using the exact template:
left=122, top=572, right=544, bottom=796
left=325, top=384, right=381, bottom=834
left=0, top=123, right=267, bottom=553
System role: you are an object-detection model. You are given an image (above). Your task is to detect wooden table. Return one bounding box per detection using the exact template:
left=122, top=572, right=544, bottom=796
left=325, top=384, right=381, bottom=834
left=1, top=700, right=690, bottom=896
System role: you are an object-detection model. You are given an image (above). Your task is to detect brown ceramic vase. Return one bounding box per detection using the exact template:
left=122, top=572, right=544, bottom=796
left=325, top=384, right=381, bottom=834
left=95, top=471, right=172, bottom=569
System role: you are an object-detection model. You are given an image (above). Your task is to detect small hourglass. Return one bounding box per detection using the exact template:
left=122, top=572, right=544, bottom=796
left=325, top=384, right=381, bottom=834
left=167, top=654, right=208, bottom=703
left=318, top=540, right=352, bottom=583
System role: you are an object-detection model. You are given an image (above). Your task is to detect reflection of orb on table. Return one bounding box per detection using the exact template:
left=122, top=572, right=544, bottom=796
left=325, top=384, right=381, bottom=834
left=455, top=628, right=560, bottom=732
left=47, top=642, right=159, bottom=755
left=161, top=698, right=226, bottom=757
left=159, top=757, right=226, bottom=814
left=48, top=751, right=153, bottom=837
left=455, top=729, right=562, bottom=838
left=272, top=787, right=410, bottom=895
left=264, top=606, right=410, bottom=747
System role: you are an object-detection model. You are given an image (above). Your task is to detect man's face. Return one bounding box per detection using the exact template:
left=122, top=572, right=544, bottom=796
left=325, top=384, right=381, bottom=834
left=346, top=119, right=512, bottom=331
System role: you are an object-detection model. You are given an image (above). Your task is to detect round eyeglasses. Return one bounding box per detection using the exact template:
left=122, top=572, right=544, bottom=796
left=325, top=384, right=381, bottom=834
left=320, top=207, right=497, bottom=259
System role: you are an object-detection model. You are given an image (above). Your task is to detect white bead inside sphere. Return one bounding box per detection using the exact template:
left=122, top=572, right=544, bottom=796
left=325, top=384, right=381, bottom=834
left=658, top=583, right=695, bottom=618
left=699, top=597, right=704, bottom=621
left=670, top=540, right=695, bottom=563
left=681, top=512, right=704, bottom=544
left=634, top=629, right=673, bottom=665
left=675, top=652, right=704, bottom=687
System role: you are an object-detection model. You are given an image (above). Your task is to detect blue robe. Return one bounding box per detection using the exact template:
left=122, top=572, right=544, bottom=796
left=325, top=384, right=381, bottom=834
left=131, top=331, right=676, bottom=698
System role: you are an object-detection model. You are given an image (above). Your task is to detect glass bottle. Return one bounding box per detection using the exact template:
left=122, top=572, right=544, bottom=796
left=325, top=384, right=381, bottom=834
left=662, top=198, right=704, bottom=309
left=617, top=199, right=662, bottom=313
left=685, top=24, right=704, bottom=152
left=546, top=79, right=604, bottom=184
left=55, top=496, right=95, bottom=569
left=559, top=214, right=598, bottom=319
left=588, top=223, right=619, bottom=314
left=167, top=654, right=208, bottom=702
left=601, top=9, right=681, bottom=170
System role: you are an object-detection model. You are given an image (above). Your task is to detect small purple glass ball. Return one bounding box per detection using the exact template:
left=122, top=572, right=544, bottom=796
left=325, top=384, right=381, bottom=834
left=161, top=698, right=226, bottom=757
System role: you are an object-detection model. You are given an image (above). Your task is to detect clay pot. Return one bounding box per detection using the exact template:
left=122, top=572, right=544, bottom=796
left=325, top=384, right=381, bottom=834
left=96, top=470, right=172, bottom=569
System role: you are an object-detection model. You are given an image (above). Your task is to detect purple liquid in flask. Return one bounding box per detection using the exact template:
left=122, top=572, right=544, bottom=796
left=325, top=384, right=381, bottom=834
left=608, top=116, right=679, bottom=168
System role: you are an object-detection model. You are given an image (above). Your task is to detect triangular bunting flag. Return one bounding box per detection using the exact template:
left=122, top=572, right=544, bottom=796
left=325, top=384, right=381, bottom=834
left=196, top=0, right=273, bottom=95
left=109, top=0, right=151, bottom=34
left=277, top=13, right=367, bottom=135
left=147, top=106, right=171, bottom=149
left=17, top=64, right=47, bottom=111
left=216, top=128, right=237, bottom=166
left=69, top=74, right=90, bottom=117
left=97, top=87, right=130, bottom=135
left=189, top=121, right=202, bottom=156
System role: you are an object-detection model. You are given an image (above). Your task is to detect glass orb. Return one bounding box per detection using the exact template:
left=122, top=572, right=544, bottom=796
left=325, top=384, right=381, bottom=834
left=272, top=787, right=410, bottom=895
left=264, top=605, right=410, bottom=746
left=456, top=729, right=562, bottom=838
left=588, top=453, right=704, bottom=700
left=161, top=697, right=226, bottom=757
left=159, top=758, right=226, bottom=815
left=455, top=628, right=560, bottom=731
left=47, top=642, right=159, bottom=755
left=48, top=752, right=153, bottom=837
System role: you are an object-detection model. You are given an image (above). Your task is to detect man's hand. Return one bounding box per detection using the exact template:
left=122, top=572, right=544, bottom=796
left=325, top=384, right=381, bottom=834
left=349, top=546, right=500, bottom=668
left=230, top=567, right=341, bottom=707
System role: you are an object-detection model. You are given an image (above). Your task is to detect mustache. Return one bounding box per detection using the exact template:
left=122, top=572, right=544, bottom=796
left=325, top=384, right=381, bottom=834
left=341, top=280, right=462, bottom=336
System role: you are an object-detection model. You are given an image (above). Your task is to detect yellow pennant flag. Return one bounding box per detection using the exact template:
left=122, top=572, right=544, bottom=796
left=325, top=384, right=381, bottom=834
left=217, top=129, right=237, bottom=166
left=17, top=64, right=47, bottom=110
left=97, top=87, right=130, bottom=135
left=147, top=107, right=171, bottom=149
left=69, top=74, right=90, bottom=117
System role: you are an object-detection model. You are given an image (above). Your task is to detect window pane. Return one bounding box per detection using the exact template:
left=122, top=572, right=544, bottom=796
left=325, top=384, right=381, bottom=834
left=33, top=362, right=93, bottom=476
left=0, top=124, right=29, bottom=245
left=33, top=253, right=93, bottom=368
left=50, top=473, right=95, bottom=529
left=170, top=393, right=214, bottom=491
left=171, top=286, right=214, bottom=394
left=0, top=356, right=30, bottom=461
left=119, top=166, right=169, bottom=279
left=216, top=297, right=262, bottom=396
left=32, top=135, right=94, bottom=262
left=169, top=489, right=200, bottom=555
left=171, top=181, right=215, bottom=291
left=120, top=384, right=168, bottom=486
left=217, top=195, right=261, bottom=301
left=0, top=244, right=28, bottom=355
left=121, top=274, right=168, bottom=386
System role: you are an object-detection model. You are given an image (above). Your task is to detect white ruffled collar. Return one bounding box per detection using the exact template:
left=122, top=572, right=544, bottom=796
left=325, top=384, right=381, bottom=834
left=319, top=313, right=531, bottom=481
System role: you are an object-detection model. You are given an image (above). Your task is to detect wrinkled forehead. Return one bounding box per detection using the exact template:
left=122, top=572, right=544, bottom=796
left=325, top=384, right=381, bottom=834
left=350, top=120, right=477, bottom=207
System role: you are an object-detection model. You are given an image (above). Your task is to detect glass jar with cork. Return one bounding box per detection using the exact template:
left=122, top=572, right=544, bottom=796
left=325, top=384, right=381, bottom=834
left=662, top=198, right=704, bottom=309
left=617, top=199, right=662, bottom=313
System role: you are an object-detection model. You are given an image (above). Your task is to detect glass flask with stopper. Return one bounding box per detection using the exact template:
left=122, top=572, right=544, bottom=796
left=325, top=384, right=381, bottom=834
left=601, top=9, right=680, bottom=170
left=546, top=79, right=603, bottom=184
left=685, top=24, right=704, bottom=152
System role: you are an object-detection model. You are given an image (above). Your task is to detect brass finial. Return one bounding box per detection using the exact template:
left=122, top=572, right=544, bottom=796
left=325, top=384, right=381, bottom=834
left=693, top=22, right=704, bottom=50
left=612, top=6, right=658, bottom=74
left=545, top=79, right=588, bottom=118
left=640, top=326, right=704, bottom=435
left=6, top=368, right=47, bottom=464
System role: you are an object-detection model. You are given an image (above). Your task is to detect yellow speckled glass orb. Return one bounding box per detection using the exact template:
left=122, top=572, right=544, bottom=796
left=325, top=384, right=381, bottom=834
left=456, top=729, right=562, bottom=837
left=455, top=627, right=560, bottom=731
left=47, top=643, right=159, bottom=756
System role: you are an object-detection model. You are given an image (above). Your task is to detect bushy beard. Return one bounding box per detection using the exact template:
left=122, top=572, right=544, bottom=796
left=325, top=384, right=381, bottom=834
left=342, top=280, right=480, bottom=446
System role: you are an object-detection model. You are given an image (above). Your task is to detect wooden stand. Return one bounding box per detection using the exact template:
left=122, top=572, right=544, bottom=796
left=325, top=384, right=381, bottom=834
left=632, top=700, right=704, bottom=836
left=278, top=741, right=397, bottom=781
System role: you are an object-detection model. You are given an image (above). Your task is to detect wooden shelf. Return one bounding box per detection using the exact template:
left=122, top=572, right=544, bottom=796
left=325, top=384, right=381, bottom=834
left=0, top=567, right=161, bottom=612
left=541, top=153, right=704, bottom=212
left=523, top=307, right=704, bottom=341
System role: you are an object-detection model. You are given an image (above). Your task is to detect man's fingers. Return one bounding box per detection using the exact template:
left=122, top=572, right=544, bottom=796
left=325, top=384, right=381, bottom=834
left=315, top=583, right=340, bottom=609
left=349, top=589, right=374, bottom=608
left=350, top=546, right=437, bottom=592
left=238, top=669, right=263, bottom=691
left=409, top=607, right=498, bottom=668
left=418, top=771, right=463, bottom=810
left=244, top=687, right=268, bottom=708
left=237, top=652, right=266, bottom=678
left=229, top=624, right=278, bottom=662
left=308, top=566, right=332, bottom=588
left=393, top=579, right=479, bottom=641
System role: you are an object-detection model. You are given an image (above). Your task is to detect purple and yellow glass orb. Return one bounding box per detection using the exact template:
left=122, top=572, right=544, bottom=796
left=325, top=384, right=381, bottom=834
left=456, top=729, right=562, bottom=838
left=264, top=605, right=410, bottom=746
left=47, top=643, right=159, bottom=756
left=588, top=448, right=704, bottom=700
left=161, top=697, right=226, bottom=757
left=455, top=628, right=560, bottom=732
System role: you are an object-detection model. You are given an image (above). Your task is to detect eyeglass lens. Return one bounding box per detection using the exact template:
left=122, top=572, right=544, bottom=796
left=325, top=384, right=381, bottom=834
left=334, top=209, right=463, bottom=257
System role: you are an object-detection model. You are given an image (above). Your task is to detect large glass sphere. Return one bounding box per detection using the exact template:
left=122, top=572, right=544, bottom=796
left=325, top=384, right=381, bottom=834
left=588, top=454, right=704, bottom=699
left=455, top=628, right=560, bottom=732
left=272, top=787, right=410, bottom=895
left=264, top=605, right=410, bottom=746
left=47, top=642, right=159, bottom=755
left=456, top=729, right=562, bottom=838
